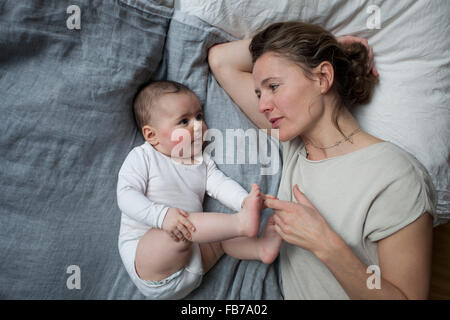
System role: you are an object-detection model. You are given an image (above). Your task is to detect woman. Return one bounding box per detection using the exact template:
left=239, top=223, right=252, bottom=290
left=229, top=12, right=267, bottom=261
left=208, top=22, right=436, bottom=299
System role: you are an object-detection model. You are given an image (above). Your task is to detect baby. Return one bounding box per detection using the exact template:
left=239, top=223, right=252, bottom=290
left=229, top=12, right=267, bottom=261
left=117, top=80, right=281, bottom=299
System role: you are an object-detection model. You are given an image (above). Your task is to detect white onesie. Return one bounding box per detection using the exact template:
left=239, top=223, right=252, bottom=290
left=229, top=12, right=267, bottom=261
left=116, top=141, right=248, bottom=299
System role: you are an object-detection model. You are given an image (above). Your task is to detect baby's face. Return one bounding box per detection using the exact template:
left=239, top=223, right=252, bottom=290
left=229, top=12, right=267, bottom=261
left=150, top=92, right=207, bottom=159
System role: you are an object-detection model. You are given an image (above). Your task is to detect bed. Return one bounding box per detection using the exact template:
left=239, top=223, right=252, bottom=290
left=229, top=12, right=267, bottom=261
left=0, top=0, right=448, bottom=299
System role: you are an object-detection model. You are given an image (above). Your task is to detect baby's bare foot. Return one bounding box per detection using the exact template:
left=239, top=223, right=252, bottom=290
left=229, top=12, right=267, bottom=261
left=258, top=216, right=282, bottom=264
left=239, top=184, right=262, bottom=238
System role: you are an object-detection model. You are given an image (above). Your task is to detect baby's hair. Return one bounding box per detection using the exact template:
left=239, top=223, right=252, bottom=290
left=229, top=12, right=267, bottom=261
left=133, top=80, right=192, bottom=129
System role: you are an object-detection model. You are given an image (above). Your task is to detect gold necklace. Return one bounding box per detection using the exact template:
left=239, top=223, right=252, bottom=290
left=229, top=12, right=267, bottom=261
left=304, top=127, right=362, bottom=156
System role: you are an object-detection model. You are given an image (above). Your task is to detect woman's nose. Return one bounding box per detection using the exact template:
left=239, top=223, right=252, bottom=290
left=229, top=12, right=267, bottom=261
left=258, top=94, right=275, bottom=114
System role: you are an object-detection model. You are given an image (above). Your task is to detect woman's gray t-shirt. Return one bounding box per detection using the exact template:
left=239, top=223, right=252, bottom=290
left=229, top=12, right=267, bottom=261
left=277, top=138, right=437, bottom=300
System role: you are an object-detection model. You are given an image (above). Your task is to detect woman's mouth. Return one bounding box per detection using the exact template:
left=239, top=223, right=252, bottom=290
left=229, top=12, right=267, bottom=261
left=270, top=117, right=283, bottom=129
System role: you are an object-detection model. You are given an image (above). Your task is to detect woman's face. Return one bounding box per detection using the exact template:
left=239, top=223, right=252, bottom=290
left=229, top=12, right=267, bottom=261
left=253, top=52, right=323, bottom=142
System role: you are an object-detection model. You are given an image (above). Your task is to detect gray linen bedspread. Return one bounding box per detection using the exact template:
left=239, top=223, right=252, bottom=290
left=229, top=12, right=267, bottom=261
left=0, top=0, right=283, bottom=299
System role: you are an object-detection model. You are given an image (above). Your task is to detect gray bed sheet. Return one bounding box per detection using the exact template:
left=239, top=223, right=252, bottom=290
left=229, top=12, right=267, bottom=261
left=0, top=0, right=283, bottom=299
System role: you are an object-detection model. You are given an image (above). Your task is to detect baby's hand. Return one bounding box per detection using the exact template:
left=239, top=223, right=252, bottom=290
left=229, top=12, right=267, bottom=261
left=162, top=208, right=196, bottom=242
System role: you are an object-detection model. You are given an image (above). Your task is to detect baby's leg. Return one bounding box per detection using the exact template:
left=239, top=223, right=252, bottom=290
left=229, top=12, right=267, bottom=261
left=135, top=185, right=262, bottom=281
left=187, top=184, right=262, bottom=243
left=135, top=228, right=193, bottom=281
left=198, top=242, right=225, bottom=274
left=221, top=215, right=282, bottom=264
left=197, top=217, right=281, bottom=277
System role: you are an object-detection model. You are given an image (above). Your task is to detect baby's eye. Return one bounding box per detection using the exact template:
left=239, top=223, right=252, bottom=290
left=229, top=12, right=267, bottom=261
left=179, top=119, right=188, bottom=125
left=196, top=113, right=203, bottom=121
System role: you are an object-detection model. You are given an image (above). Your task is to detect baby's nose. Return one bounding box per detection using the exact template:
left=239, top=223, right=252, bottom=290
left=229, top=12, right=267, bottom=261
left=193, top=120, right=203, bottom=137
left=194, top=120, right=205, bottom=132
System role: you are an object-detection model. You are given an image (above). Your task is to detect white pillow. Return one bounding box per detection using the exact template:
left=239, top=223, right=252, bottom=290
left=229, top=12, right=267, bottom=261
left=175, top=0, right=450, bottom=225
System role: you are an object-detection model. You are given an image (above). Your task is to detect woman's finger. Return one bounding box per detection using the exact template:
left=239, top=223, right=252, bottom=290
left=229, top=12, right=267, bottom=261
left=293, top=185, right=313, bottom=207
left=273, top=212, right=282, bottom=225
left=367, top=46, right=374, bottom=74
left=262, top=193, right=277, bottom=200
left=274, top=222, right=296, bottom=244
left=372, top=66, right=379, bottom=77
left=264, top=198, right=293, bottom=211
left=261, top=194, right=277, bottom=210
left=338, top=35, right=376, bottom=76
left=274, top=212, right=294, bottom=235
left=360, top=38, right=369, bottom=51
left=274, top=223, right=287, bottom=240
left=274, top=209, right=292, bottom=224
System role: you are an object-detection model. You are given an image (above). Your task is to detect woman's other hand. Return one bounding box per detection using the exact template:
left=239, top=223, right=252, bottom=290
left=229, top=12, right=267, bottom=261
left=337, top=35, right=379, bottom=78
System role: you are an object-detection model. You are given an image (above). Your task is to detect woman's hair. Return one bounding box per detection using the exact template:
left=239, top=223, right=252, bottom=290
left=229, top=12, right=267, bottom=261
left=133, top=80, right=192, bottom=129
left=249, top=21, right=378, bottom=137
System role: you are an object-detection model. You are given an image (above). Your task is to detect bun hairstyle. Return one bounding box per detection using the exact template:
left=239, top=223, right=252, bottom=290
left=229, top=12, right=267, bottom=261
left=249, top=22, right=378, bottom=136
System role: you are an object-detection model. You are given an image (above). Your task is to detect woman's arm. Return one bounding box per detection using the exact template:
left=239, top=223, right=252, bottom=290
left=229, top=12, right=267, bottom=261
left=319, top=213, right=433, bottom=299
left=208, top=39, right=272, bottom=130
left=266, top=185, right=433, bottom=300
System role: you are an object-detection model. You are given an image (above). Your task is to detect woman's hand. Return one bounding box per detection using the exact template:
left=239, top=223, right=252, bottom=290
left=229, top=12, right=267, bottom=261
left=264, top=184, right=342, bottom=258
left=261, top=193, right=277, bottom=210
left=337, top=35, right=379, bottom=78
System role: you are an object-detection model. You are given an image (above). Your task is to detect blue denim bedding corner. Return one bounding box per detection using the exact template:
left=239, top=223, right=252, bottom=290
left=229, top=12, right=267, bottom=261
left=0, top=0, right=283, bottom=299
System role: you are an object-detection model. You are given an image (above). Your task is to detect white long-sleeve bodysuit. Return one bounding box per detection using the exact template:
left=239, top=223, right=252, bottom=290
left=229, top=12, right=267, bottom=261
left=116, top=142, right=248, bottom=299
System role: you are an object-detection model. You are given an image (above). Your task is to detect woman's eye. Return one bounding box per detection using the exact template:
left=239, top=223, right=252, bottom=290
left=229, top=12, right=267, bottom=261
left=269, top=84, right=279, bottom=91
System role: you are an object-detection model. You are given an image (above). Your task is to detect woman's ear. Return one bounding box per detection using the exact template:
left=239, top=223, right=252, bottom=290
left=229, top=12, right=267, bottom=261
left=142, top=125, right=159, bottom=146
left=315, top=61, right=334, bottom=94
